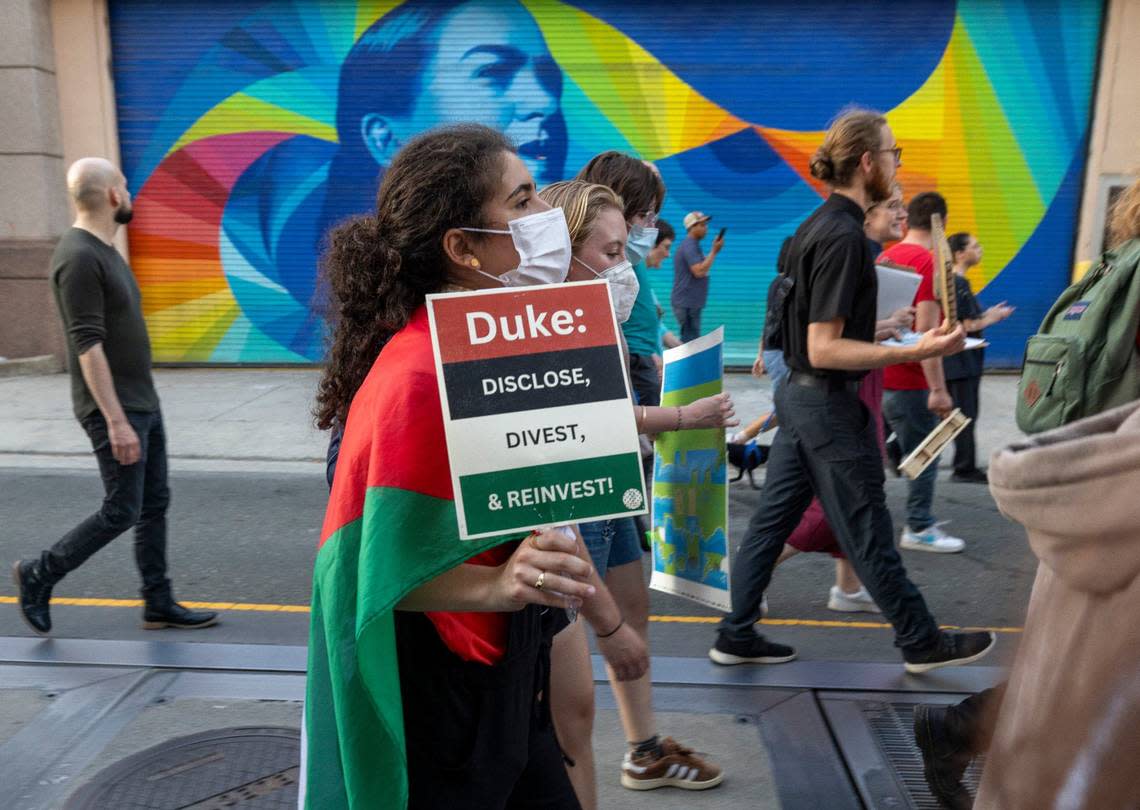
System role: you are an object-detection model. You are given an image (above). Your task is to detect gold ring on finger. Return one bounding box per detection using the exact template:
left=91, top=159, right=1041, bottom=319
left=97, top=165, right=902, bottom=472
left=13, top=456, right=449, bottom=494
left=534, top=571, right=546, bottom=590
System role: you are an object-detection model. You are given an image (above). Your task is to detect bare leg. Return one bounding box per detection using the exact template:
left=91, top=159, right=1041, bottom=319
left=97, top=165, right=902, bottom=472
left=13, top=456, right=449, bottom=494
left=603, top=560, right=655, bottom=742
left=550, top=620, right=598, bottom=810
left=776, top=545, right=801, bottom=566
left=835, top=559, right=863, bottom=593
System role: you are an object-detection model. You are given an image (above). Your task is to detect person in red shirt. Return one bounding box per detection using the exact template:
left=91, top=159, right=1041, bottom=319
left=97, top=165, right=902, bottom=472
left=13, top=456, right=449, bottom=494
left=881, top=192, right=967, bottom=553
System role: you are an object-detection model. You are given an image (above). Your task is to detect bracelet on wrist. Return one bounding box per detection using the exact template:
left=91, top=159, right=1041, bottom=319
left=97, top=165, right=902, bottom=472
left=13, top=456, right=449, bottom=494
left=596, top=617, right=624, bottom=639
left=675, top=406, right=683, bottom=432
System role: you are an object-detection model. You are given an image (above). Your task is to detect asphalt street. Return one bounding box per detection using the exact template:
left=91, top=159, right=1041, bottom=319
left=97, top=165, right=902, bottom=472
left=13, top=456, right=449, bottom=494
left=1, top=462, right=1033, bottom=669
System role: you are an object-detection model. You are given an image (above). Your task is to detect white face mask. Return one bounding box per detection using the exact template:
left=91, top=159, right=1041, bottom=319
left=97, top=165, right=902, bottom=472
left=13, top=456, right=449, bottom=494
left=573, top=256, right=640, bottom=323
left=625, top=224, right=658, bottom=267
left=462, top=208, right=572, bottom=287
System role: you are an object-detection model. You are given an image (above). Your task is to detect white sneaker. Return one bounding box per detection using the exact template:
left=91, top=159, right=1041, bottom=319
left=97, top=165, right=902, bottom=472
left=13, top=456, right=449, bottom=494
left=900, top=523, right=965, bottom=554
left=827, top=585, right=881, bottom=613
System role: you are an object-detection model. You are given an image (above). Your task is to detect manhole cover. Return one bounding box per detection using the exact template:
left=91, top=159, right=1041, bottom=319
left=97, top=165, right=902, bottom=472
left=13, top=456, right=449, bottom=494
left=65, top=726, right=299, bottom=810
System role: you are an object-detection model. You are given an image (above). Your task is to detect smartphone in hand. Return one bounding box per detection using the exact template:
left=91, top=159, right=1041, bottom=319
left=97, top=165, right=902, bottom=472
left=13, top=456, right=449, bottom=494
left=717, top=227, right=727, bottom=241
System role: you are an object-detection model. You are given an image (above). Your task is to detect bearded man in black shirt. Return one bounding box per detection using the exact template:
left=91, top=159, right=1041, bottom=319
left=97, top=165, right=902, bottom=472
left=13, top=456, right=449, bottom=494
left=11, top=158, right=218, bottom=635
left=710, top=109, right=995, bottom=674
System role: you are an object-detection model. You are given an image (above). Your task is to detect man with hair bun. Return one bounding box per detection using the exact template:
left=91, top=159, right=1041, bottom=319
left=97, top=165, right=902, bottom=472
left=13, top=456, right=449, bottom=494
left=711, top=108, right=996, bottom=675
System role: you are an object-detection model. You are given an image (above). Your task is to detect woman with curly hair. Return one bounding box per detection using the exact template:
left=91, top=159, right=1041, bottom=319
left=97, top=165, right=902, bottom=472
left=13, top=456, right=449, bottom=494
left=305, top=124, right=601, bottom=810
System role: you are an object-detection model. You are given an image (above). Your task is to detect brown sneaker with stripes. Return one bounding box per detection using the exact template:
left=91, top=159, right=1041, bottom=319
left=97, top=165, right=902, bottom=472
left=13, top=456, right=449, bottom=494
left=620, top=737, right=724, bottom=791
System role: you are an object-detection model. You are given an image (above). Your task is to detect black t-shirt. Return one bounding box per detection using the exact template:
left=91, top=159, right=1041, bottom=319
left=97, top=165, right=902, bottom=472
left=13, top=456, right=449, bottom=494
left=51, top=228, right=160, bottom=421
left=781, top=194, right=877, bottom=381
left=943, top=273, right=985, bottom=380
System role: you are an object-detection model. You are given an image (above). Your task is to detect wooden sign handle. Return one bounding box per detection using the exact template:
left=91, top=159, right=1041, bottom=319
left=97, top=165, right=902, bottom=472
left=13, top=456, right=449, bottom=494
left=930, top=212, right=958, bottom=328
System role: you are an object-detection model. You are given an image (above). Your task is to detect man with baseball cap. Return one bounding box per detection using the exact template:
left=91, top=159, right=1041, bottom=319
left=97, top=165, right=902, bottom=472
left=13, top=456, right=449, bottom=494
left=671, top=211, right=723, bottom=342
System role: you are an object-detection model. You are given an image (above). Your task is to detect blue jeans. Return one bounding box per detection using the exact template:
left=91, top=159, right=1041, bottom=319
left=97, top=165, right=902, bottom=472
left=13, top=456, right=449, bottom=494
left=762, top=349, right=790, bottom=407
left=673, top=306, right=702, bottom=343
left=579, top=518, right=643, bottom=578
left=882, top=389, right=938, bottom=531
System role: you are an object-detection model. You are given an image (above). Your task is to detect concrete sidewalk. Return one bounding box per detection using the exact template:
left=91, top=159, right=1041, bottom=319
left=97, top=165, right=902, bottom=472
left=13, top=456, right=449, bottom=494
left=0, top=367, right=1026, bottom=472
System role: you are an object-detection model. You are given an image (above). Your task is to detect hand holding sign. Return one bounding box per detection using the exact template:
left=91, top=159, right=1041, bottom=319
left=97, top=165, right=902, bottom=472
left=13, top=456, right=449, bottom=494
left=682, top=392, right=739, bottom=430
left=495, top=527, right=595, bottom=612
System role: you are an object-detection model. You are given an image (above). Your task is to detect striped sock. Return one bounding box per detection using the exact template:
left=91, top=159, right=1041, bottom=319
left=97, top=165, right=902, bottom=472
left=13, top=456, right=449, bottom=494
left=631, top=734, right=663, bottom=759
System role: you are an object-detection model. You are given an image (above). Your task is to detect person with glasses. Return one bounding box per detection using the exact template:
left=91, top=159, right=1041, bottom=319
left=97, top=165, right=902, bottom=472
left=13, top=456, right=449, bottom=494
left=568, top=155, right=732, bottom=796
left=710, top=107, right=996, bottom=676
left=745, top=183, right=914, bottom=615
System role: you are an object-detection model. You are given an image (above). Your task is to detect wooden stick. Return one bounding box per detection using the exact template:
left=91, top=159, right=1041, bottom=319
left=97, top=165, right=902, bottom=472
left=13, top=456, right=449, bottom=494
left=930, top=213, right=958, bottom=327
left=898, top=408, right=972, bottom=480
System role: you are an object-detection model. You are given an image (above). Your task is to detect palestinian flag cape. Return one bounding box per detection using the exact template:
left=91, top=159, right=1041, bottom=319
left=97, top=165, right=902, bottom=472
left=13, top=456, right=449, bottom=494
left=301, top=306, right=520, bottom=809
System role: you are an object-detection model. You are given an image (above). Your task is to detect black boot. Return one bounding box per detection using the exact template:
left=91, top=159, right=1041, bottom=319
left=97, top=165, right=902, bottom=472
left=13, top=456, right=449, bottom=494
left=12, top=560, right=54, bottom=635
left=913, top=703, right=974, bottom=809
left=142, top=586, right=219, bottom=630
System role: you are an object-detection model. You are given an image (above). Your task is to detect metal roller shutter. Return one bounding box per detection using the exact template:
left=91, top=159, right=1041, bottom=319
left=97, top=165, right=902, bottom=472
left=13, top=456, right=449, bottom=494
left=109, top=0, right=1104, bottom=366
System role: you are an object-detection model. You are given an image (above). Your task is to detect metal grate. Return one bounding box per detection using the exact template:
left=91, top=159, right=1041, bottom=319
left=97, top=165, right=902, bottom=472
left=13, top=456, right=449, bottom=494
left=64, top=727, right=299, bottom=810
left=861, top=700, right=985, bottom=810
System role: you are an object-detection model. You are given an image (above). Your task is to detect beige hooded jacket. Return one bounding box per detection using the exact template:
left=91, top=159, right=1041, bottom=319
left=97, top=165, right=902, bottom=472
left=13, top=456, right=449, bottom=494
left=976, top=399, right=1140, bottom=809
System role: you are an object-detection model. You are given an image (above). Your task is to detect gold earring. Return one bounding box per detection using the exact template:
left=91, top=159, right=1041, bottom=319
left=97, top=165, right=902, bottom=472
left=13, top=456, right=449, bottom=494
left=470, top=258, right=481, bottom=270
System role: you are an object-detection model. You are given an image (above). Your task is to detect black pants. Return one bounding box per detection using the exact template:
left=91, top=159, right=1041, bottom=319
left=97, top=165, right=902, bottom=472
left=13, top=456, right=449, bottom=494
left=397, top=607, right=580, bottom=810
left=947, top=376, right=981, bottom=474
left=721, top=381, right=941, bottom=652
left=39, top=410, right=170, bottom=596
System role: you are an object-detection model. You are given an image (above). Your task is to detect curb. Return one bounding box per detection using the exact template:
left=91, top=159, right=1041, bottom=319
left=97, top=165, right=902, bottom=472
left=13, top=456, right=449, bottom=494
left=0, top=355, right=63, bottom=379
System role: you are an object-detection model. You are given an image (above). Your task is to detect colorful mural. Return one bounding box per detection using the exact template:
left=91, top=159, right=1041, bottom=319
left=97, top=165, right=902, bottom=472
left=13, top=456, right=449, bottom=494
left=109, top=0, right=1103, bottom=365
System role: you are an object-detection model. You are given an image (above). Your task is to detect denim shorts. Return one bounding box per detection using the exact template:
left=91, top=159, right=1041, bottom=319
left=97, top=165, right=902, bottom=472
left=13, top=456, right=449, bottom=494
left=579, top=517, right=643, bottom=578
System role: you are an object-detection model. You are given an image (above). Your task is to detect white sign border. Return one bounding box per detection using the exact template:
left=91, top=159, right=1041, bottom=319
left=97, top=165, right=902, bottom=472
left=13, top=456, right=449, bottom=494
left=650, top=326, right=731, bottom=611
left=426, top=279, right=645, bottom=540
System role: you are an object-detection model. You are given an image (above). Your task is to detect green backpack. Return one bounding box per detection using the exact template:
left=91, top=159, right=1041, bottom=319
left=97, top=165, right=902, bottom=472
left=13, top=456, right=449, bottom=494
left=1016, top=237, right=1140, bottom=434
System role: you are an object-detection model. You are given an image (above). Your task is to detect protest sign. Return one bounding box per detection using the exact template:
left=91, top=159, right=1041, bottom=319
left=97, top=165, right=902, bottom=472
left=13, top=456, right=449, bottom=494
left=427, top=280, right=645, bottom=539
left=650, top=328, right=731, bottom=611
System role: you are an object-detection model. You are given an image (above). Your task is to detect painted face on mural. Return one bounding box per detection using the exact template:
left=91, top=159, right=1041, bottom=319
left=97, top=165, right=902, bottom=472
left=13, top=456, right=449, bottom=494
left=387, top=0, right=562, bottom=184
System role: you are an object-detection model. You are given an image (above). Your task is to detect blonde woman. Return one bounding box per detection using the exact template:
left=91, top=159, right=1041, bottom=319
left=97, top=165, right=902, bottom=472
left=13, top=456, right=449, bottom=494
left=540, top=180, right=731, bottom=808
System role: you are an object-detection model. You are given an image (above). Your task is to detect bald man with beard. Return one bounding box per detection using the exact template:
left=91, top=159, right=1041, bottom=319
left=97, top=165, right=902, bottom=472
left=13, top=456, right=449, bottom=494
left=11, top=158, right=218, bottom=635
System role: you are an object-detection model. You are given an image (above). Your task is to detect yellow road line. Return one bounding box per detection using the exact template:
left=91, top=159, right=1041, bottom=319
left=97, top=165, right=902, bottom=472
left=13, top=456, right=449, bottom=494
left=0, top=596, right=1022, bottom=633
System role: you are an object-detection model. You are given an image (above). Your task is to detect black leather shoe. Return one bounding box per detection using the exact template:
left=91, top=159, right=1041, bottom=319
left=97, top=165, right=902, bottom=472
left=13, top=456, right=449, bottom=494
left=12, top=560, right=53, bottom=636
left=951, top=468, right=988, bottom=484
left=904, top=630, right=995, bottom=674
left=914, top=704, right=974, bottom=809
left=142, top=590, right=219, bottom=630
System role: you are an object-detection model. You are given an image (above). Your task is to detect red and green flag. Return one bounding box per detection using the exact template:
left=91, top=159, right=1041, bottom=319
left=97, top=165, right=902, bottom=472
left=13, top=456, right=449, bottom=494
left=301, top=308, right=520, bottom=809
